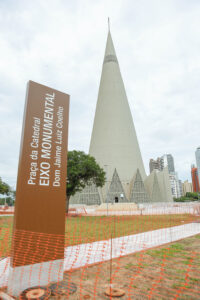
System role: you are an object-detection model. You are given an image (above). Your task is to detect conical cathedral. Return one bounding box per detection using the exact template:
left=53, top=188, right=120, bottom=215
left=71, top=28, right=173, bottom=205
left=89, top=30, right=146, bottom=186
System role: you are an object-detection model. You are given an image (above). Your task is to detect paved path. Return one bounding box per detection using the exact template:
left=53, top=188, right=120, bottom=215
left=63, top=222, right=200, bottom=270
left=1, top=223, right=200, bottom=287
left=87, top=206, right=196, bottom=216
left=0, top=215, right=13, bottom=217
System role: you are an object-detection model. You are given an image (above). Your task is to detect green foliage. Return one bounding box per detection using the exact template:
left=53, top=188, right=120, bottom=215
left=185, top=192, right=199, bottom=199
left=174, top=196, right=199, bottom=202
left=0, top=178, right=15, bottom=206
left=67, top=150, right=106, bottom=197
left=0, top=177, right=11, bottom=195
left=0, top=197, right=14, bottom=206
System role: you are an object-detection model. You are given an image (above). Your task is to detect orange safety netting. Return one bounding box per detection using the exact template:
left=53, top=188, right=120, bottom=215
left=0, top=203, right=200, bottom=299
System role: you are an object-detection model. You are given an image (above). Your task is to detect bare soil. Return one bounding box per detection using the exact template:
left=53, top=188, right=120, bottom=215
left=55, top=234, right=200, bottom=299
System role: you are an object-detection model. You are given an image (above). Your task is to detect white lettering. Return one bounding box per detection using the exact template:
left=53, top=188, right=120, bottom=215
left=40, top=93, right=55, bottom=161
left=39, top=162, right=50, bottom=186
left=28, top=162, right=38, bottom=185
left=53, top=169, right=61, bottom=187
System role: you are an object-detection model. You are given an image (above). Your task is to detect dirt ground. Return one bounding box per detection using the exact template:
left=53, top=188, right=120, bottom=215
left=51, top=234, right=200, bottom=300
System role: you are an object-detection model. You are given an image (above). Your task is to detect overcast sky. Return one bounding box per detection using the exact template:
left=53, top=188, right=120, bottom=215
left=0, top=0, right=200, bottom=188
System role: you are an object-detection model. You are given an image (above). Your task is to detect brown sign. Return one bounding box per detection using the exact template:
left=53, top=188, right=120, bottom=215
left=11, top=81, right=69, bottom=267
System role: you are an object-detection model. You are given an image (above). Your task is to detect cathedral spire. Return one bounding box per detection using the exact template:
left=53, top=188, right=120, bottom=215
left=104, top=27, right=117, bottom=59
left=89, top=28, right=146, bottom=186
left=108, top=17, right=110, bottom=31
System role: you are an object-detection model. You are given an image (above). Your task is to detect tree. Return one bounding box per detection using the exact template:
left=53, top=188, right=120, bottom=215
left=0, top=177, right=11, bottom=195
left=66, top=151, right=106, bottom=212
left=0, top=177, right=13, bottom=206
left=185, top=192, right=198, bottom=199
left=0, top=196, right=14, bottom=206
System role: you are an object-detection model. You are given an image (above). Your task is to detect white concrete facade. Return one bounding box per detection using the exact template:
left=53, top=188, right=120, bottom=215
left=89, top=30, right=146, bottom=186
left=70, top=30, right=173, bottom=205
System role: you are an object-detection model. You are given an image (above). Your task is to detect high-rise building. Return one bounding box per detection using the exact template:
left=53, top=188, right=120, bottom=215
left=191, top=165, right=200, bottom=192
left=157, top=154, right=182, bottom=198
left=168, top=173, right=181, bottom=198
left=160, top=154, right=175, bottom=173
left=195, top=147, right=200, bottom=183
left=178, top=180, right=183, bottom=197
left=182, top=180, right=193, bottom=195
left=71, top=28, right=172, bottom=205
left=149, top=158, right=162, bottom=173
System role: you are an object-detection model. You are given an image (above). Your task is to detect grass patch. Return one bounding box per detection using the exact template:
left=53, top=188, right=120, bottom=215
left=64, top=214, right=194, bottom=246
left=189, top=277, right=200, bottom=283
left=172, top=283, right=185, bottom=289
left=147, top=243, right=185, bottom=259
left=124, top=263, right=134, bottom=269
left=0, top=214, right=196, bottom=256
left=176, top=269, right=185, bottom=274
left=182, top=260, right=192, bottom=265
left=170, top=243, right=184, bottom=251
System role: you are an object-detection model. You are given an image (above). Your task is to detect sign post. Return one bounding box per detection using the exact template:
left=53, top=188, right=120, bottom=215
left=7, top=81, right=69, bottom=296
